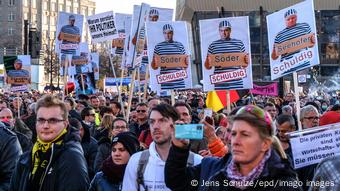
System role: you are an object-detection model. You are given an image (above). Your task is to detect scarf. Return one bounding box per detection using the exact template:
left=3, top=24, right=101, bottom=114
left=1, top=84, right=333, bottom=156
left=226, top=148, right=272, bottom=190
left=29, top=128, right=67, bottom=190
left=102, top=156, right=127, bottom=184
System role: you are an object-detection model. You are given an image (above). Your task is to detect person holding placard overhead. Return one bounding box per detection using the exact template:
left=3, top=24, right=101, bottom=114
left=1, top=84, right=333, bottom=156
left=204, top=20, right=249, bottom=90
left=58, top=15, right=81, bottom=55
left=271, top=9, right=315, bottom=62
left=151, top=24, right=189, bottom=90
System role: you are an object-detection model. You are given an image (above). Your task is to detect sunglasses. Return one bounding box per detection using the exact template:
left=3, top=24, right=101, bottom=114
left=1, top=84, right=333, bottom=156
left=136, top=110, right=147, bottom=113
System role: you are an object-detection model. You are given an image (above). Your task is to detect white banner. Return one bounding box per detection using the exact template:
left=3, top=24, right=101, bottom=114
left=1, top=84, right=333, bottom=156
left=87, top=11, right=117, bottom=44
left=266, top=0, right=319, bottom=80
left=199, top=17, right=253, bottom=91
left=290, top=123, right=340, bottom=169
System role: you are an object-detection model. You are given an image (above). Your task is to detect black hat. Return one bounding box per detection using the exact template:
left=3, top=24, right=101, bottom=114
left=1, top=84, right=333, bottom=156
left=111, top=132, right=140, bottom=155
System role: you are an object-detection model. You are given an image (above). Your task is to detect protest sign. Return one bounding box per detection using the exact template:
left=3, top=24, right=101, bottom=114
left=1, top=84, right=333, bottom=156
left=3, top=55, right=31, bottom=92
left=250, top=82, right=278, bottom=96
left=289, top=123, right=340, bottom=169
left=266, top=0, right=319, bottom=80
left=87, top=11, right=117, bottom=44
left=112, top=13, right=131, bottom=56
left=146, top=21, right=192, bottom=94
left=56, top=12, right=83, bottom=55
left=199, top=17, right=253, bottom=91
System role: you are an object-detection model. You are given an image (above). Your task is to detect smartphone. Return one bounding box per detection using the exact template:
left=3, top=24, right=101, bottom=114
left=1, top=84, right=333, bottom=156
left=175, top=124, right=204, bottom=140
left=204, top=108, right=213, bottom=118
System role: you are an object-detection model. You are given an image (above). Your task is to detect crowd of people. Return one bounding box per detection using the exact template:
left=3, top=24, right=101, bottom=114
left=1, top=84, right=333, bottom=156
left=0, top=89, right=339, bottom=191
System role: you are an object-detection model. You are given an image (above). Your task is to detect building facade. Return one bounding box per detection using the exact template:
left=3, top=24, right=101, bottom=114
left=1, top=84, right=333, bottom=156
left=176, top=0, right=340, bottom=86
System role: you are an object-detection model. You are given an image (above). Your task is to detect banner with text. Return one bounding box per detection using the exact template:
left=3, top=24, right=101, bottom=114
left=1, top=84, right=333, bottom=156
left=199, top=17, right=253, bottom=91
left=266, top=0, right=319, bottom=80
left=87, top=11, right=117, bottom=44
left=290, top=123, right=340, bottom=169
left=250, top=82, right=278, bottom=96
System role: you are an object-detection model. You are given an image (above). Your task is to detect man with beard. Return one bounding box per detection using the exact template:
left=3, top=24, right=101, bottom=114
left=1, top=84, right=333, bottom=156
left=122, top=104, right=202, bottom=191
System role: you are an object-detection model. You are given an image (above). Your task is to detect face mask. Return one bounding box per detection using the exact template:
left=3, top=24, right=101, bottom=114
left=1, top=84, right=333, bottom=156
left=322, top=105, right=327, bottom=110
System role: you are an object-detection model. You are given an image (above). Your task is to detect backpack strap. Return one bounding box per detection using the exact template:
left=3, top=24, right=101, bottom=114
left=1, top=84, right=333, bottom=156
left=137, top=150, right=150, bottom=191
left=187, top=151, right=195, bottom=167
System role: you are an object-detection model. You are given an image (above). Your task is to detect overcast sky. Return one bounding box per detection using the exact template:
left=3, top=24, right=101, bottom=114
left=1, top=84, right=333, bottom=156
left=95, top=0, right=176, bottom=15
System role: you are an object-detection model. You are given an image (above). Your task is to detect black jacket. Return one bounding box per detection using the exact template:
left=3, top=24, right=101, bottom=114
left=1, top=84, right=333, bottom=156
left=129, top=121, right=149, bottom=138
left=9, top=126, right=90, bottom=191
left=81, top=123, right=98, bottom=180
left=88, top=172, right=122, bottom=191
left=0, top=124, right=22, bottom=191
left=94, top=137, right=111, bottom=173
left=165, top=144, right=302, bottom=191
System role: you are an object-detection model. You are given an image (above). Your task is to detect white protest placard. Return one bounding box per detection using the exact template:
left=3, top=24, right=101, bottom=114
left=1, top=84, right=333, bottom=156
left=112, top=13, right=131, bottom=56
left=56, top=12, right=84, bottom=55
left=289, top=122, right=340, bottom=169
left=199, top=17, right=253, bottom=91
left=146, top=21, right=192, bottom=94
left=87, top=11, right=117, bottom=44
left=266, top=0, right=319, bottom=80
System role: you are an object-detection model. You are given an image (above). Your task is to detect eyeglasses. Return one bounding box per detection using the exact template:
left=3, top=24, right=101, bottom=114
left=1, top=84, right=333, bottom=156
left=113, top=126, right=127, bottom=130
left=236, top=105, right=272, bottom=133
left=304, top=116, right=319, bottom=120
left=37, top=118, right=65, bottom=125
left=0, top=116, right=13, bottom=119
left=136, top=110, right=147, bottom=113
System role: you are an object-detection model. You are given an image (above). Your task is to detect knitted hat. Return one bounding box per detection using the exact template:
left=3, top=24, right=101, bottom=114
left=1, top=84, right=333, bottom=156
left=149, top=9, right=159, bottom=16
left=284, top=9, right=297, bottom=18
left=163, top=24, right=173, bottom=32
left=111, top=132, right=140, bottom=155
left=219, top=20, right=231, bottom=29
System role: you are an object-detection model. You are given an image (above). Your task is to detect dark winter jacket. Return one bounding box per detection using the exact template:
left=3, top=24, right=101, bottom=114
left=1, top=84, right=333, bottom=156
left=165, top=144, right=302, bottom=191
left=81, top=123, right=98, bottom=180
left=88, top=172, right=122, bottom=191
left=9, top=126, right=90, bottom=191
left=129, top=121, right=149, bottom=138
left=94, top=137, right=111, bottom=173
left=0, top=123, right=22, bottom=191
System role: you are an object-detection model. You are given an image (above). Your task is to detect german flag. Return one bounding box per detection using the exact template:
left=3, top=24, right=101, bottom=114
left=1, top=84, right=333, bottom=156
left=206, top=90, right=240, bottom=112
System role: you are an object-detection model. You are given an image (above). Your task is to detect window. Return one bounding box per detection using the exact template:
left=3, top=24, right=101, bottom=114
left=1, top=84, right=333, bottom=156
left=59, top=4, right=63, bottom=11
left=43, top=2, right=48, bottom=10
left=8, top=12, right=15, bottom=21
left=51, top=2, right=56, bottom=11
left=24, top=13, right=28, bottom=20
left=32, top=0, right=36, bottom=8
left=8, top=27, right=14, bottom=35
left=66, top=6, right=71, bottom=12
left=73, top=7, right=78, bottom=13
left=8, top=0, right=15, bottom=6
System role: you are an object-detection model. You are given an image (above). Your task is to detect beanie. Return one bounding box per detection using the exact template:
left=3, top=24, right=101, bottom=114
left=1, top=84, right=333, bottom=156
left=112, top=132, right=140, bottom=155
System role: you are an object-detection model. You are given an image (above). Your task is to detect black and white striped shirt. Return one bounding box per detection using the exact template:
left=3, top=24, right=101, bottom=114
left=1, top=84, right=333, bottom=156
left=153, top=40, right=186, bottom=90
left=60, top=25, right=80, bottom=54
left=274, top=23, right=312, bottom=61
left=207, top=38, right=245, bottom=90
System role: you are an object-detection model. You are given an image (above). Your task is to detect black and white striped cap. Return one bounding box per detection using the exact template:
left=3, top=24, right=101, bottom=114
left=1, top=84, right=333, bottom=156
left=149, top=9, right=159, bottom=16
left=163, top=24, right=173, bottom=32
left=284, top=9, right=297, bottom=18
left=219, top=20, right=231, bottom=28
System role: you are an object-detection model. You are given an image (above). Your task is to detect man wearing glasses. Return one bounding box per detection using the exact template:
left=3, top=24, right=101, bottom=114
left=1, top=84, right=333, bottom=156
left=300, top=105, right=320, bottom=129
left=10, top=95, right=89, bottom=191
left=129, top=103, right=149, bottom=138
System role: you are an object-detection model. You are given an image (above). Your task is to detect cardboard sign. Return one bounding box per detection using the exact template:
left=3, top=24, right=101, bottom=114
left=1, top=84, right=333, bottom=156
left=59, top=32, right=81, bottom=43
left=274, top=33, right=315, bottom=56
left=112, top=38, right=124, bottom=48
left=7, top=76, right=30, bottom=84
left=72, top=58, right=89, bottom=65
left=208, top=52, right=248, bottom=67
left=250, top=82, right=278, bottom=96
left=154, top=55, right=188, bottom=68
left=290, top=123, right=340, bottom=169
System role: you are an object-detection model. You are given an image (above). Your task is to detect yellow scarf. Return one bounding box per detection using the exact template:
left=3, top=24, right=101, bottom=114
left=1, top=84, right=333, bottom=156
left=31, top=128, right=67, bottom=175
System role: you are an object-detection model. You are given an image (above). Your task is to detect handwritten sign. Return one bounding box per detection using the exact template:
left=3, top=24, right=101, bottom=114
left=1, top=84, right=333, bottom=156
left=250, top=83, right=278, bottom=96
left=59, top=32, right=81, bottom=43
left=275, top=33, right=315, bottom=56
left=290, top=123, right=340, bottom=169
left=208, top=52, right=248, bottom=67
left=154, top=55, right=188, bottom=68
